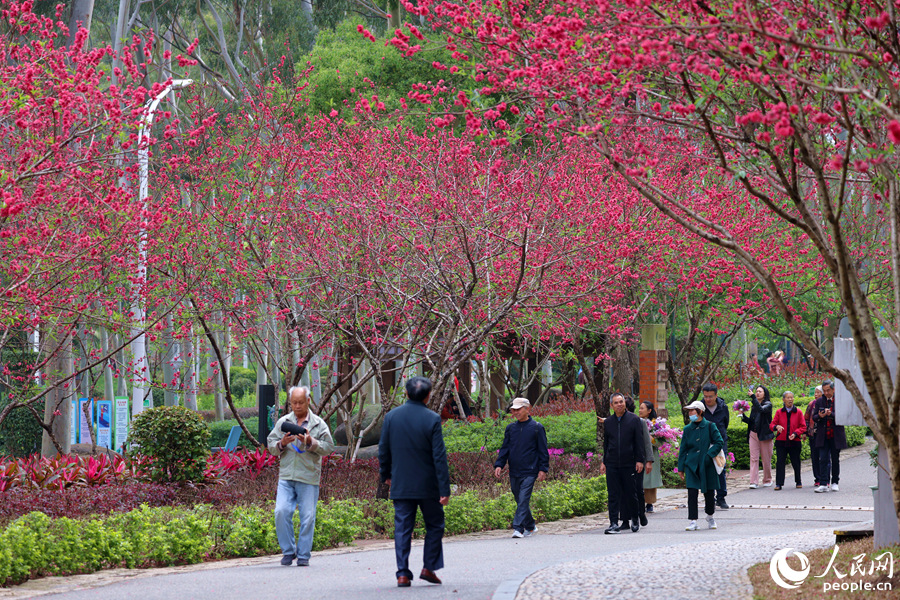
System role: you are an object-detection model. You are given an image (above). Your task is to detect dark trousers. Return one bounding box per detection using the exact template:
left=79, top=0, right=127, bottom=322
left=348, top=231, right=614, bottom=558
left=810, top=437, right=821, bottom=483
left=818, top=440, right=841, bottom=485
left=687, top=488, right=716, bottom=521
left=633, top=469, right=645, bottom=518
left=393, top=498, right=445, bottom=579
left=717, top=440, right=728, bottom=500
left=510, top=475, right=537, bottom=533
left=775, top=441, right=802, bottom=487
left=606, top=465, right=637, bottom=524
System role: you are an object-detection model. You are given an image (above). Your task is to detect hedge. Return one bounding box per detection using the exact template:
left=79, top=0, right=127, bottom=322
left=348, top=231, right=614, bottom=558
left=443, top=411, right=597, bottom=455
left=0, top=474, right=607, bottom=587
left=727, top=424, right=867, bottom=469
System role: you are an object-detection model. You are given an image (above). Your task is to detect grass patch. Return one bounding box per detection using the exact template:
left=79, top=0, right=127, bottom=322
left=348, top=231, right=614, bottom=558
left=748, top=537, right=900, bottom=599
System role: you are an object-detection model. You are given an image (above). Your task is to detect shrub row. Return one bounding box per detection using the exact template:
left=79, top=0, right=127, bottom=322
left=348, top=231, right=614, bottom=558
left=443, top=411, right=597, bottom=455
left=0, top=474, right=606, bottom=587
left=726, top=424, right=867, bottom=470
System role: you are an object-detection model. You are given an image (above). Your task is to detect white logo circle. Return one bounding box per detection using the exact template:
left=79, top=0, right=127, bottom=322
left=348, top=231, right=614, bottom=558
left=769, top=548, right=810, bottom=589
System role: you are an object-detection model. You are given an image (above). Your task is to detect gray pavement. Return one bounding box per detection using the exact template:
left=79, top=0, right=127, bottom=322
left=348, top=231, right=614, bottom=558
left=6, top=444, right=876, bottom=600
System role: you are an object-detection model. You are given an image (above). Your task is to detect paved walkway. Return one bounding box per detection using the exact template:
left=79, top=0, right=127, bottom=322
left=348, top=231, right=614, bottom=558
left=512, top=440, right=876, bottom=600
left=1, top=441, right=875, bottom=600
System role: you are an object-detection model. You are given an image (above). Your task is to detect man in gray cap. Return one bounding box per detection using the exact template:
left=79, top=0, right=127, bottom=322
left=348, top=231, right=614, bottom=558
left=494, top=398, right=550, bottom=538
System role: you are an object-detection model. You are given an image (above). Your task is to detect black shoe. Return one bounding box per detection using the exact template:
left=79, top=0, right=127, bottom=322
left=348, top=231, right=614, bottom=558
left=716, top=499, right=729, bottom=510
left=646, top=503, right=654, bottom=513
left=630, top=519, right=640, bottom=532
left=280, top=554, right=295, bottom=566
left=604, top=523, right=621, bottom=535
left=296, top=559, right=309, bottom=567
left=639, top=513, right=648, bottom=527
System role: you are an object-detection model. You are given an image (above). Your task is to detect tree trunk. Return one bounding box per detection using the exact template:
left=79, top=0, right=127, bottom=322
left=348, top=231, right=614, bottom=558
left=183, top=327, right=197, bottom=411
left=67, top=0, right=95, bottom=48
left=41, top=332, right=73, bottom=456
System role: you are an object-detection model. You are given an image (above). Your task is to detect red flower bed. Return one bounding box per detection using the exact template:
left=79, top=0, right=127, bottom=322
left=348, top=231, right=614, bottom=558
left=0, top=448, right=602, bottom=524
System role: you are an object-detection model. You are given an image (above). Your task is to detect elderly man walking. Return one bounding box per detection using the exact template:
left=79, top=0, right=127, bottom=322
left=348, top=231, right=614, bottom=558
left=494, top=397, right=549, bottom=538
left=267, top=385, right=334, bottom=567
left=599, top=393, right=646, bottom=534
left=379, top=377, right=451, bottom=588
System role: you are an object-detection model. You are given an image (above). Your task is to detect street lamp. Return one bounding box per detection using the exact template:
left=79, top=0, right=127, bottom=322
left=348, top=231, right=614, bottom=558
left=131, top=79, right=194, bottom=418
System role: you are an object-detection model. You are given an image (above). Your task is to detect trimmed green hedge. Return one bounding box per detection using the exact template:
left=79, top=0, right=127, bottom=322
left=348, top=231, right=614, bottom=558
left=727, top=424, right=867, bottom=469
left=443, top=411, right=597, bottom=455
left=0, top=475, right=607, bottom=587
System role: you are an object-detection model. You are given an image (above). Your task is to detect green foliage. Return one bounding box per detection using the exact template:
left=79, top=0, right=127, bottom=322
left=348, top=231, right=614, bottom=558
left=726, top=423, right=867, bottom=469
left=0, top=399, right=43, bottom=458
left=229, top=366, right=257, bottom=384
left=659, top=452, right=681, bottom=488
left=130, top=407, right=211, bottom=482
left=312, top=499, right=366, bottom=550
left=0, top=474, right=614, bottom=586
left=301, top=18, right=462, bottom=125
left=443, top=412, right=598, bottom=455
left=0, top=346, right=42, bottom=458
left=531, top=475, right=607, bottom=521
left=217, top=505, right=278, bottom=556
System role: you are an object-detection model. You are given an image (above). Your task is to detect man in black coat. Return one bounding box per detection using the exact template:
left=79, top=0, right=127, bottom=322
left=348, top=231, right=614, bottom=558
left=599, top=393, right=645, bottom=534
left=379, top=377, right=451, bottom=588
left=702, top=383, right=731, bottom=509
left=494, top=397, right=550, bottom=538
left=813, top=380, right=848, bottom=493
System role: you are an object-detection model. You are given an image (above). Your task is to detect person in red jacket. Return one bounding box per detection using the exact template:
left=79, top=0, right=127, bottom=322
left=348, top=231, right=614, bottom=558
left=770, top=391, right=806, bottom=490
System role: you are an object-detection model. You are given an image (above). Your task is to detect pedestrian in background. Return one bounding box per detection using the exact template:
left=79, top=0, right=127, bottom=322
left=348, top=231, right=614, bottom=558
left=494, top=397, right=549, bottom=538
left=379, top=377, right=451, bottom=587
left=638, top=401, right=662, bottom=514
left=678, top=400, right=725, bottom=531
left=600, top=393, right=645, bottom=534
left=813, top=380, right=847, bottom=493
left=770, top=391, right=806, bottom=490
left=267, top=386, right=334, bottom=567
left=805, top=386, right=823, bottom=487
left=740, top=384, right=774, bottom=488
left=701, top=383, right=730, bottom=509
left=626, top=397, right=654, bottom=527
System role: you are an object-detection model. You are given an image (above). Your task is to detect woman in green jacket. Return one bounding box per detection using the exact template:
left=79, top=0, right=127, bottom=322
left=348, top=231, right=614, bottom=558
left=677, top=400, right=725, bottom=531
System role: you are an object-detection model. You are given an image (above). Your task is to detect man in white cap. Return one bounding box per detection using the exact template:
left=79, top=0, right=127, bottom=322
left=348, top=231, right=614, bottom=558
left=494, top=397, right=549, bottom=538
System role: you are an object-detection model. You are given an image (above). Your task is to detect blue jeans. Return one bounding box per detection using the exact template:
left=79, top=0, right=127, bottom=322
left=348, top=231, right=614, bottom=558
left=510, top=475, right=537, bottom=533
left=274, top=479, right=319, bottom=561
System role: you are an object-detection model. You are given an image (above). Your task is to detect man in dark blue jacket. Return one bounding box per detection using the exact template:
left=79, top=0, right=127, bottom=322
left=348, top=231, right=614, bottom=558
left=600, top=393, right=645, bottom=534
left=379, top=377, right=451, bottom=588
left=494, top=397, right=550, bottom=538
left=702, top=383, right=731, bottom=509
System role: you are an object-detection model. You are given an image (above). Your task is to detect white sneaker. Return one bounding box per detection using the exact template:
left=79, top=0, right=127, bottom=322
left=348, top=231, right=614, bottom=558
left=707, top=516, right=717, bottom=529
left=748, top=483, right=758, bottom=489
left=524, top=526, right=537, bottom=537
left=763, top=482, right=773, bottom=487
left=512, top=530, right=524, bottom=538
left=685, top=520, right=698, bottom=531
left=831, top=483, right=839, bottom=492
left=815, top=485, right=829, bottom=493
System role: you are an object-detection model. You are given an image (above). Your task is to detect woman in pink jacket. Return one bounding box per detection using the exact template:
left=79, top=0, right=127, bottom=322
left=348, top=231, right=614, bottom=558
left=770, top=391, right=806, bottom=490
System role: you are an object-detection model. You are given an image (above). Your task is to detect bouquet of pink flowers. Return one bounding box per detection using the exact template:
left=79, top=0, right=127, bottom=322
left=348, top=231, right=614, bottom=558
left=648, top=417, right=682, bottom=444
left=733, top=400, right=751, bottom=413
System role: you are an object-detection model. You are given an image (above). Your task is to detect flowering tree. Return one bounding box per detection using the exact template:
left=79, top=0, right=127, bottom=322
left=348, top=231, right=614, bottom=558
left=397, top=0, right=900, bottom=530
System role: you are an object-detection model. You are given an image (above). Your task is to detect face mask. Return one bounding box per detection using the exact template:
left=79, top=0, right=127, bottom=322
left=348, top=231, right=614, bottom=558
left=689, top=414, right=699, bottom=422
